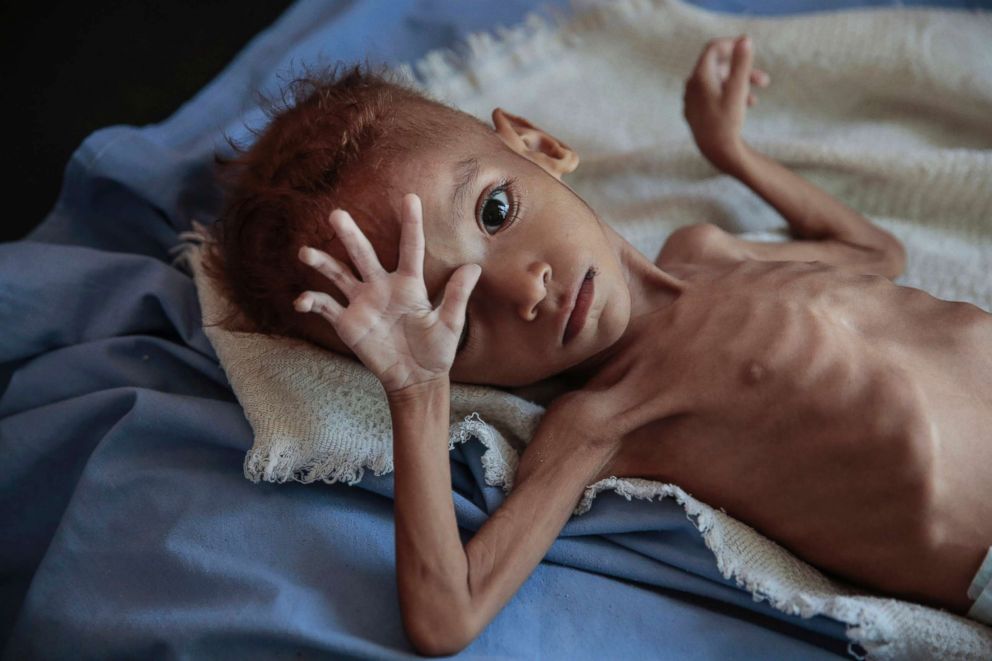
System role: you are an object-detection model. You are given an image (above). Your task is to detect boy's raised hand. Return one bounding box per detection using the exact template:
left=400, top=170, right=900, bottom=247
left=683, top=34, right=771, bottom=175
left=294, top=193, right=481, bottom=395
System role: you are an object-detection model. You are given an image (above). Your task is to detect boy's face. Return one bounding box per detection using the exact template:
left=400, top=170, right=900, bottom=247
left=385, top=117, right=632, bottom=387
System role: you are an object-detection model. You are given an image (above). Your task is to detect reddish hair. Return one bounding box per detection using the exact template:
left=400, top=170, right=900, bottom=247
left=200, top=60, right=486, bottom=347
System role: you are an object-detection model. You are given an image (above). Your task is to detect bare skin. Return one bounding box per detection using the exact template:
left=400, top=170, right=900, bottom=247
left=293, top=35, right=991, bottom=655
left=602, top=253, right=992, bottom=612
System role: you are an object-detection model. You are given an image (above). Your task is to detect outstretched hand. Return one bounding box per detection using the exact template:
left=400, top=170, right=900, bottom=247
left=293, top=193, right=481, bottom=395
left=683, top=34, right=771, bottom=175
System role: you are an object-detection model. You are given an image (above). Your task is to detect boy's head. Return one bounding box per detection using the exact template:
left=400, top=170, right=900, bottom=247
left=204, top=62, right=632, bottom=387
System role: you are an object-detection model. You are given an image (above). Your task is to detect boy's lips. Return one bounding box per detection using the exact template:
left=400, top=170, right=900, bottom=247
left=562, top=268, right=595, bottom=345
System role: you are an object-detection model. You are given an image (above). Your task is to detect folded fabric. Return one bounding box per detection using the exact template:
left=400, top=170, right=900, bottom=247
left=178, top=0, right=992, bottom=657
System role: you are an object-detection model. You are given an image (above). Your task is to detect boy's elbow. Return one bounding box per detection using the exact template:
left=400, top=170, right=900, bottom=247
left=859, top=230, right=906, bottom=280
left=397, top=554, right=478, bottom=655
left=409, top=632, right=472, bottom=658
left=404, top=611, right=476, bottom=657
left=880, top=238, right=907, bottom=280
left=872, top=226, right=906, bottom=279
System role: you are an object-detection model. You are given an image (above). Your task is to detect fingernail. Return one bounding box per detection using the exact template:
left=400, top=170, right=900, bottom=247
left=741, top=35, right=751, bottom=49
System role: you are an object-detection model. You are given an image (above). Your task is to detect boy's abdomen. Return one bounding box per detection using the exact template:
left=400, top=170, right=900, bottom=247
left=618, top=261, right=992, bottom=611
left=900, top=297, right=992, bottom=611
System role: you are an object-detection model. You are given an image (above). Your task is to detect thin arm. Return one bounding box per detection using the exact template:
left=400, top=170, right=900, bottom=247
left=388, top=380, right=615, bottom=656
left=729, top=142, right=906, bottom=273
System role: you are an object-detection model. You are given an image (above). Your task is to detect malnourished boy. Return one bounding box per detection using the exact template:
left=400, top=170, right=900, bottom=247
left=203, top=35, right=992, bottom=655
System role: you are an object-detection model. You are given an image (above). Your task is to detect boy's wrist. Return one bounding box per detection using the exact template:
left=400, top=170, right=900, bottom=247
left=713, top=139, right=752, bottom=179
left=386, top=374, right=451, bottom=406
left=692, top=132, right=749, bottom=178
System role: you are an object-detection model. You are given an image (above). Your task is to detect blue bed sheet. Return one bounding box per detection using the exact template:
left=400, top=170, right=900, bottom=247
left=3, top=1, right=983, bottom=658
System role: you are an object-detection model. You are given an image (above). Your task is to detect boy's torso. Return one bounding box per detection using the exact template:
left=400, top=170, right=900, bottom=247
left=600, top=258, right=992, bottom=611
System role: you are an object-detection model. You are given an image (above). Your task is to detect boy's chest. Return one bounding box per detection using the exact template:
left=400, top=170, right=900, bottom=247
left=605, top=260, right=949, bottom=490
left=604, top=261, right=992, bottom=598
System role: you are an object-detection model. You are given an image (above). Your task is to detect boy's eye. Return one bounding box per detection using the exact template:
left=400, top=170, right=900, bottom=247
left=478, top=184, right=515, bottom=234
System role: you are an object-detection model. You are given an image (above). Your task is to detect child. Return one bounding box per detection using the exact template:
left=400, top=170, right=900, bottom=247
left=203, top=35, right=992, bottom=655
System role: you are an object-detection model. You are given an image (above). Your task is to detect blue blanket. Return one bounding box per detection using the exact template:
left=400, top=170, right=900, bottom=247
left=3, top=1, right=980, bottom=658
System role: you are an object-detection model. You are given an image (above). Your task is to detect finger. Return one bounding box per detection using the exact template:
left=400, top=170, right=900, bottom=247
left=437, top=264, right=482, bottom=330
left=747, top=92, right=757, bottom=107
left=701, top=37, right=737, bottom=62
left=691, top=38, right=735, bottom=92
left=750, top=68, right=771, bottom=87
left=294, top=290, right=344, bottom=325
left=328, top=209, right=385, bottom=281
left=716, top=61, right=730, bottom=82
left=725, top=35, right=754, bottom=109
left=397, top=193, right=425, bottom=279
left=299, top=245, right=357, bottom=298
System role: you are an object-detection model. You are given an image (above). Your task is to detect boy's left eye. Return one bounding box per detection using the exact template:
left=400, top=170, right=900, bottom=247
left=478, top=181, right=517, bottom=234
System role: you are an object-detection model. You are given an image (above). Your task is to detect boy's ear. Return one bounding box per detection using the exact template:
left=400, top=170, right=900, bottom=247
left=491, top=108, right=579, bottom=180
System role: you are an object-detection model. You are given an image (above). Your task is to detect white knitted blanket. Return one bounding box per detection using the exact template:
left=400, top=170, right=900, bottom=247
left=178, top=0, right=992, bottom=657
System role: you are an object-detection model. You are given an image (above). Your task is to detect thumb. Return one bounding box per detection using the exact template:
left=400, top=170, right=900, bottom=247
left=437, top=263, right=481, bottom=329
left=726, top=35, right=753, bottom=108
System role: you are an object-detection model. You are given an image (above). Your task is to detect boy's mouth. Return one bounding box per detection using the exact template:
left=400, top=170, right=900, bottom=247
left=562, top=267, right=596, bottom=345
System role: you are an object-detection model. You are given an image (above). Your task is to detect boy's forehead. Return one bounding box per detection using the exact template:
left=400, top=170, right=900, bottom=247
left=394, top=140, right=503, bottom=232
left=397, top=130, right=498, bottom=186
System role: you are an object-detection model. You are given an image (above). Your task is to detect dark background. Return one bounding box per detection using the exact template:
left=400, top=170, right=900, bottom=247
left=2, top=1, right=295, bottom=244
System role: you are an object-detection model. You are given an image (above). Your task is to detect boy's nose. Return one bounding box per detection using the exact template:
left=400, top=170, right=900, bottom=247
left=476, top=259, right=552, bottom=321
left=514, top=261, right=551, bottom=321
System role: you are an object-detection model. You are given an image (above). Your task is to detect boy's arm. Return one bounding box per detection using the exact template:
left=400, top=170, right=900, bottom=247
left=293, top=196, right=619, bottom=656
left=679, top=35, right=905, bottom=278
left=720, top=142, right=905, bottom=277
left=390, top=381, right=617, bottom=656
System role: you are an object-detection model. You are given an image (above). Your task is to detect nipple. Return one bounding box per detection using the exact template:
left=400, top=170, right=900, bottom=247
left=742, top=360, right=768, bottom=385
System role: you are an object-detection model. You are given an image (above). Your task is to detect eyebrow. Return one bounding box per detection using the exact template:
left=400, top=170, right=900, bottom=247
left=450, top=156, right=480, bottom=230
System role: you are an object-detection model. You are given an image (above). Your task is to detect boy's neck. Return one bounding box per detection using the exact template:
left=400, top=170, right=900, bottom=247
left=560, top=224, right=685, bottom=386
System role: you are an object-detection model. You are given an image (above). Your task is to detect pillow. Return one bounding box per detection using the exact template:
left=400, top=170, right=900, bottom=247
left=181, top=227, right=538, bottom=493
